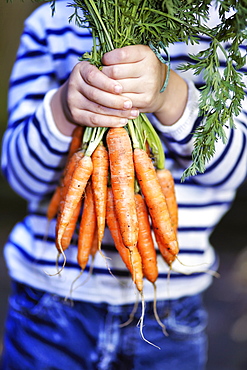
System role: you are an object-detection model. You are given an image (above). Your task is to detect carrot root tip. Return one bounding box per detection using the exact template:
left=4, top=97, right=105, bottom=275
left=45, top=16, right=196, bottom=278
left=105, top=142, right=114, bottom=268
left=44, top=246, right=67, bottom=277
left=175, top=256, right=220, bottom=278
left=152, top=283, right=169, bottom=337
left=137, top=292, right=161, bottom=350
left=74, top=257, right=97, bottom=291
left=66, top=269, right=84, bottom=302
left=119, top=294, right=139, bottom=328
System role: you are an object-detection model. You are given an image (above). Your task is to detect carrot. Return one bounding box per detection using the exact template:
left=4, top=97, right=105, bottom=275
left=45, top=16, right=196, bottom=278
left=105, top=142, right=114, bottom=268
left=77, top=228, right=99, bottom=288
left=91, top=142, right=109, bottom=250
left=56, top=154, right=93, bottom=254
left=156, top=168, right=178, bottom=233
left=153, top=231, right=176, bottom=267
left=44, top=186, right=61, bottom=247
left=133, top=148, right=179, bottom=266
left=68, top=125, right=84, bottom=159
left=135, top=193, right=168, bottom=335
left=106, top=127, right=139, bottom=250
left=68, top=212, right=98, bottom=300
left=60, top=151, right=85, bottom=205
left=107, top=186, right=159, bottom=348
left=55, top=150, right=84, bottom=252
left=77, top=181, right=97, bottom=271
left=90, top=227, right=99, bottom=260
left=60, top=199, right=82, bottom=251
left=106, top=187, right=143, bottom=292
left=135, top=193, right=158, bottom=284
left=47, top=185, right=61, bottom=221
left=46, top=127, right=83, bottom=220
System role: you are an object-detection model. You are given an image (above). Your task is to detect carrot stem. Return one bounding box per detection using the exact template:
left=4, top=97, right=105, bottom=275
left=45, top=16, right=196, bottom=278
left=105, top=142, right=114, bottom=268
left=84, top=127, right=108, bottom=157
left=140, top=113, right=165, bottom=169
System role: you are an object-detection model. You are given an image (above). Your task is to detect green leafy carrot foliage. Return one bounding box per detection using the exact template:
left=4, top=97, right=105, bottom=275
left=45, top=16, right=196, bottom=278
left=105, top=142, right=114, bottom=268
left=23, top=0, right=247, bottom=178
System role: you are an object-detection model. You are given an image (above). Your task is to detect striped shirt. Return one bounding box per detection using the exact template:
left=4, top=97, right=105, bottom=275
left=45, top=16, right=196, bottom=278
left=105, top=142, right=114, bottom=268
left=1, top=1, right=247, bottom=305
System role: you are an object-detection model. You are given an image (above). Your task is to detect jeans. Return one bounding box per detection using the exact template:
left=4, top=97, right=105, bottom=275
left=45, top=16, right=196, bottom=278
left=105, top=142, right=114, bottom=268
left=1, top=281, right=208, bottom=370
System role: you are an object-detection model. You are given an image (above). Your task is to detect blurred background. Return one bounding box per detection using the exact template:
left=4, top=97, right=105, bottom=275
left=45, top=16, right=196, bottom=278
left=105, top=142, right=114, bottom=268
left=0, top=1, right=247, bottom=369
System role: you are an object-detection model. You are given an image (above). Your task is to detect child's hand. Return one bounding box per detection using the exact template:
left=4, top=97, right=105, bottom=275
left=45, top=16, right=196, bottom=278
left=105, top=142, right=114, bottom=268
left=102, top=45, right=188, bottom=127
left=102, top=45, right=167, bottom=114
left=51, top=44, right=188, bottom=136
left=51, top=60, right=139, bottom=135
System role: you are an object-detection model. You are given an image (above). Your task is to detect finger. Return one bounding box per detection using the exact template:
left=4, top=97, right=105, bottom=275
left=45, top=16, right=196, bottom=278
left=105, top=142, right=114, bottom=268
left=67, top=92, right=139, bottom=124
left=72, top=108, right=130, bottom=128
left=102, top=63, right=142, bottom=81
left=121, top=92, right=156, bottom=112
left=102, top=45, right=148, bottom=65
left=114, top=78, right=145, bottom=94
left=79, top=81, right=133, bottom=110
left=83, top=99, right=139, bottom=120
left=77, top=62, right=123, bottom=95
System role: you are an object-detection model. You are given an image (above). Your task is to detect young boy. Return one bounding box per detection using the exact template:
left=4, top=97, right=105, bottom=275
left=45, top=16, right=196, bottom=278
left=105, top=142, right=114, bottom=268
left=1, top=1, right=247, bottom=369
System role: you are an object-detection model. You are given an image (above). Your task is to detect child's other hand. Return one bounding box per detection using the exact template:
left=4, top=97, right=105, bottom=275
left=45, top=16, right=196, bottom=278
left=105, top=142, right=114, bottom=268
left=102, top=45, right=188, bottom=127
left=102, top=45, right=166, bottom=114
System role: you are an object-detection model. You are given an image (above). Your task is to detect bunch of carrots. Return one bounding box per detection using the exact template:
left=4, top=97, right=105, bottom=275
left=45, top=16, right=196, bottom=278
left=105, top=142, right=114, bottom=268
left=47, top=117, right=179, bottom=346
left=46, top=0, right=179, bottom=319
left=47, top=118, right=179, bottom=292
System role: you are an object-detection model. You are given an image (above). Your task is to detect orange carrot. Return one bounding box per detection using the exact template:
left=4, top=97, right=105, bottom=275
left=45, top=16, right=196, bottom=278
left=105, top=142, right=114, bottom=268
left=47, top=185, right=61, bottom=221
left=84, top=228, right=99, bottom=282
left=134, top=148, right=179, bottom=265
left=90, top=227, right=99, bottom=259
left=46, top=127, right=83, bottom=220
left=56, top=150, right=84, bottom=223
left=55, top=150, right=84, bottom=252
left=135, top=193, right=158, bottom=283
left=153, top=232, right=176, bottom=267
left=77, top=181, right=97, bottom=271
left=71, top=227, right=99, bottom=293
left=106, top=127, right=138, bottom=250
left=60, top=151, right=85, bottom=205
left=56, top=155, right=93, bottom=254
left=60, top=199, right=82, bottom=251
left=68, top=212, right=98, bottom=298
left=135, top=194, right=168, bottom=335
left=106, top=187, right=143, bottom=292
left=156, top=168, right=178, bottom=233
left=91, top=142, right=109, bottom=250
left=68, top=126, right=84, bottom=159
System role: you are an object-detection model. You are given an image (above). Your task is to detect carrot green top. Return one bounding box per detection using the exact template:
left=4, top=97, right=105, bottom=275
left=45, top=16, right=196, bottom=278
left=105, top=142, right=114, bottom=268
left=67, top=0, right=247, bottom=178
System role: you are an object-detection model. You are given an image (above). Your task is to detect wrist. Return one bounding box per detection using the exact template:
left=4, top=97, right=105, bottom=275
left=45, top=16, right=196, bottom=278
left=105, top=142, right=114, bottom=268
left=150, top=80, right=200, bottom=142
left=154, top=70, right=188, bottom=126
left=50, top=84, right=77, bottom=136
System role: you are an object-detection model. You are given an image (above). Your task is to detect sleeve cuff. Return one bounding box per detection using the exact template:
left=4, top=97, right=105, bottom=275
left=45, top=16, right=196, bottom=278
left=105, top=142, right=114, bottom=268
left=43, top=89, right=72, bottom=144
left=148, top=80, right=200, bottom=141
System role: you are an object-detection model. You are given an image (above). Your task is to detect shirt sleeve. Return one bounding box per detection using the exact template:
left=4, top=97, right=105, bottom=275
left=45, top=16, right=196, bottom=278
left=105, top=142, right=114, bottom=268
left=1, top=7, right=74, bottom=202
left=149, top=75, right=247, bottom=190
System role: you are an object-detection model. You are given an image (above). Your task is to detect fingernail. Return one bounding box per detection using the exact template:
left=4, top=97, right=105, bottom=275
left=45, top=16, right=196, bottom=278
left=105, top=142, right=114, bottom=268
left=114, top=84, right=122, bottom=94
left=130, top=109, right=139, bottom=118
left=120, top=118, right=128, bottom=125
left=123, top=100, right=132, bottom=109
